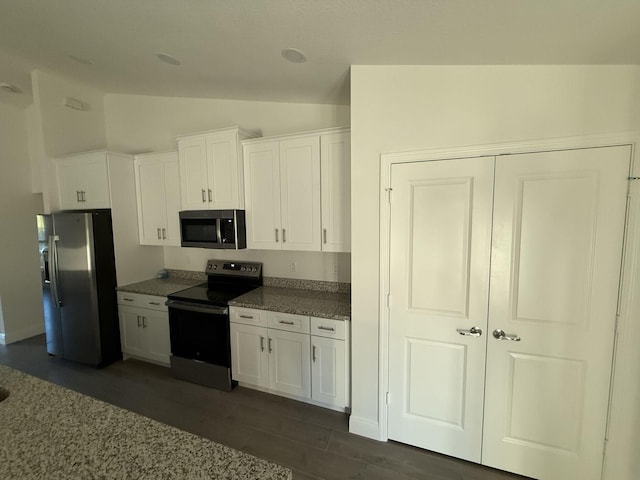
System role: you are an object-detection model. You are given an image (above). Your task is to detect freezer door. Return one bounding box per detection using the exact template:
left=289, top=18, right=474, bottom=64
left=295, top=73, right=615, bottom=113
left=38, top=214, right=63, bottom=357
left=53, top=212, right=102, bottom=365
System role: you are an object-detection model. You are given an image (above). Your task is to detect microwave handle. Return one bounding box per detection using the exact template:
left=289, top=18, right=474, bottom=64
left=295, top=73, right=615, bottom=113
left=216, top=218, right=223, bottom=245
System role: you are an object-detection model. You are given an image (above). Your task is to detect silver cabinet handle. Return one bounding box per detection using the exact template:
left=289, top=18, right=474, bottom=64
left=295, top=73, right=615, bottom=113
left=457, top=326, right=483, bottom=337
left=142, top=316, right=147, bottom=328
left=208, top=189, right=212, bottom=202
left=137, top=315, right=142, bottom=327
left=493, top=329, right=521, bottom=341
left=148, top=301, right=161, bottom=306
left=282, top=228, right=286, bottom=243
left=162, top=228, right=166, bottom=240
left=81, top=191, right=86, bottom=202
left=201, top=189, right=206, bottom=202
left=260, top=336, right=265, bottom=352
left=157, top=228, right=161, bottom=239
left=268, top=338, right=273, bottom=353
left=317, top=326, right=335, bottom=332
left=239, top=314, right=254, bottom=319
left=76, top=190, right=81, bottom=202
left=278, top=320, right=295, bottom=325
left=312, top=345, right=317, bottom=362
left=323, top=228, right=327, bottom=244
left=275, top=229, right=279, bottom=242
left=123, top=298, right=134, bottom=302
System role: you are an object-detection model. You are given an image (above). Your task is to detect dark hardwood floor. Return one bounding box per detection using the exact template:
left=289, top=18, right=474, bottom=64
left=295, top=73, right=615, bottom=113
left=0, top=335, right=530, bottom=480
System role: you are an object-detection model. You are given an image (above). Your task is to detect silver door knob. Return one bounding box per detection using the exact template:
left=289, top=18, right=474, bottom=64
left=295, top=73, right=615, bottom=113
left=457, top=327, right=483, bottom=337
left=493, top=329, right=521, bottom=341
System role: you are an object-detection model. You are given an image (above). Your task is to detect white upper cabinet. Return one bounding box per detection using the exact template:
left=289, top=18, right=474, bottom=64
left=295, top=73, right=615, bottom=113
left=243, top=127, right=349, bottom=252
left=243, top=141, right=282, bottom=249
left=280, top=137, right=321, bottom=251
left=57, top=152, right=111, bottom=210
left=177, top=127, right=256, bottom=211
left=320, top=132, right=350, bottom=252
left=134, top=151, right=181, bottom=246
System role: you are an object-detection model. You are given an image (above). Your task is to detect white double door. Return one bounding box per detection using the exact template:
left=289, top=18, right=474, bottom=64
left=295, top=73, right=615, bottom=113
left=387, top=146, right=630, bottom=480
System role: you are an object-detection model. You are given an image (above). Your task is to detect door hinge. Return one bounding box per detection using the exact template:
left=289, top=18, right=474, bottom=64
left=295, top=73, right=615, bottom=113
left=386, top=391, right=391, bottom=405
left=385, top=187, right=392, bottom=203
left=386, top=293, right=391, bottom=308
left=614, top=313, right=620, bottom=333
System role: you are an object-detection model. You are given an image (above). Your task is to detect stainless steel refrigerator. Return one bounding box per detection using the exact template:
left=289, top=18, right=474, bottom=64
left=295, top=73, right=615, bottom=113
left=37, top=210, right=122, bottom=367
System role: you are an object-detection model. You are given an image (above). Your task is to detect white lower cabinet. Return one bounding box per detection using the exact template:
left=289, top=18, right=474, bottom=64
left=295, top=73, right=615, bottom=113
left=117, top=292, right=171, bottom=365
left=229, top=322, right=270, bottom=388
left=230, top=306, right=349, bottom=411
left=311, top=335, right=346, bottom=408
left=269, top=328, right=311, bottom=398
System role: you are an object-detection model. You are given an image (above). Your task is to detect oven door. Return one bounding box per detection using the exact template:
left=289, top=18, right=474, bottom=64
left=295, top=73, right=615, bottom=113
left=166, top=300, right=230, bottom=366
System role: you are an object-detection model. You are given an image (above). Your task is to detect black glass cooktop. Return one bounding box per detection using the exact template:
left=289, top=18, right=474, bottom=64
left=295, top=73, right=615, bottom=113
left=167, top=283, right=257, bottom=307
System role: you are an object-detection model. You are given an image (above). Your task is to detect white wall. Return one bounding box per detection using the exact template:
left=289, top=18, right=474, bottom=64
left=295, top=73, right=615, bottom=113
left=31, top=69, right=108, bottom=212
left=349, top=65, right=640, bottom=464
left=104, top=94, right=351, bottom=282
left=104, top=94, right=350, bottom=153
left=0, top=102, right=45, bottom=343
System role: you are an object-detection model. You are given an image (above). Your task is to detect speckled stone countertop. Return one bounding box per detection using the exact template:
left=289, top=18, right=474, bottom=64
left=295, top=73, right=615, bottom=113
left=0, top=365, right=291, bottom=480
left=229, top=286, right=351, bottom=321
left=117, top=277, right=203, bottom=297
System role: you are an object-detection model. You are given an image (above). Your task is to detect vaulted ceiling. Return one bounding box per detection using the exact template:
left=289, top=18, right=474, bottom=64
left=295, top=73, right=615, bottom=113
left=1, top=0, right=639, bottom=109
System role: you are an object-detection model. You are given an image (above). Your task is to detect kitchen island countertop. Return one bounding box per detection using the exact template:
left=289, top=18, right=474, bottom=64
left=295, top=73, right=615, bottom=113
left=0, top=365, right=291, bottom=479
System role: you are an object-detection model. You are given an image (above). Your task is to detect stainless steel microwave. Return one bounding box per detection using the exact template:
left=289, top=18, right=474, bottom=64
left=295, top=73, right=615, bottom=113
left=179, top=210, right=247, bottom=249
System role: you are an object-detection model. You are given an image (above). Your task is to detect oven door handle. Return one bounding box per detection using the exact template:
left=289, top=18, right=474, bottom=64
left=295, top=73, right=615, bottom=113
left=165, top=300, right=228, bottom=315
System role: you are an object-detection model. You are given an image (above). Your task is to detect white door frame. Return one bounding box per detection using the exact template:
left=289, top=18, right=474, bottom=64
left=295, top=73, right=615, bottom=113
left=379, top=132, right=640, bottom=478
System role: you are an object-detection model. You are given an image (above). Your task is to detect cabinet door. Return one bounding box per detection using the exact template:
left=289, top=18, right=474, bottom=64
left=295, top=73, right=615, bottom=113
left=311, top=336, right=346, bottom=408
left=135, top=157, right=167, bottom=245
left=279, top=137, right=321, bottom=251
left=119, top=305, right=148, bottom=358
left=321, top=132, right=350, bottom=252
left=206, top=131, right=243, bottom=209
left=230, top=323, right=269, bottom=388
left=243, top=141, right=282, bottom=249
left=162, top=154, right=181, bottom=246
left=143, top=309, right=171, bottom=365
left=268, top=329, right=311, bottom=398
left=57, top=153, right=110, bottom=210
left=179, top=136, right=209, bottom=210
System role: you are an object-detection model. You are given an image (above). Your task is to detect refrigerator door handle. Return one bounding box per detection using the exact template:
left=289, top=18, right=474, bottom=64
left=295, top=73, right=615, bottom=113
left=48, top=234, right=63, bottom=307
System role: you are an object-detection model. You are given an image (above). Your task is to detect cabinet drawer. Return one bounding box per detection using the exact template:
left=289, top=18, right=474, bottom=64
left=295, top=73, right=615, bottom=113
left=267, top=311, right=310, bottom=334
left=230, top=307, right=266, bottom=327
left=310, top=317, right=345, bottom=340
left=117, top=291, right=167, bottom=312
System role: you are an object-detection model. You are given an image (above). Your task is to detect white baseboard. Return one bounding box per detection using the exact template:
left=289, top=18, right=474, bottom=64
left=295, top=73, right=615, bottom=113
left=349, top=415, right=383, bottom=440
left=2, top=322, right=44, bottom=344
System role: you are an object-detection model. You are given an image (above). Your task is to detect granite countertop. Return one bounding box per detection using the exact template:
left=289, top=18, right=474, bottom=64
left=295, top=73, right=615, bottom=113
left=0, top=365, right=291, bottom=480
left=229, top=286, right=351, bottom=321
left=117, top=277, right=203, bottom=297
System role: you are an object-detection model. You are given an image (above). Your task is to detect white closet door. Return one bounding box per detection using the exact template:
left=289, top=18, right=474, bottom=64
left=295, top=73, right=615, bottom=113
left=482, top=146, right=631, bottom=480
left=387, top=156, right=495, bottom=462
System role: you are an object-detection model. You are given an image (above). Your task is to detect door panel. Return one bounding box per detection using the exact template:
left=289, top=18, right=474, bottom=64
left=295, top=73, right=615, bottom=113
left=280, top=137, right=321, bottom=251
left=408, top=177, right=474, bottom=316
left=230, top=323, right=269, bottom=388
left=483, top=146, right=631, bottom=479
left=243, top=142, right=281, bottom=249
left=269, top=329, right=311, bottom=398
left=207, top=132, right=239, bottom=209
left=179, top=137, right=208, bottom=210
left=387, top=157, right=495, bottom=462
left=53, top=212, right=101, bottom=366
